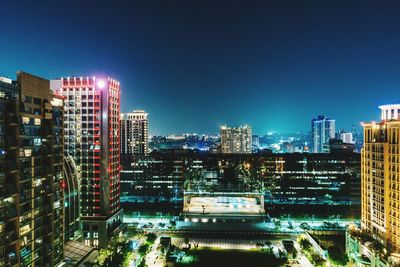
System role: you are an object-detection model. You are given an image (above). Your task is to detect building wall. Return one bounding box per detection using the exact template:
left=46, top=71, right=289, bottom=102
left=120, top=151, right=361, bottom=207
left=63, top=154, right=80, bottom=241
left=52, top=77, right=122, bottom=248
left=362, top=118, right=400, bottom=253
left=0, top=78, right=20, bottom=267
left=0, top=72, right=64, bottom=267
left=312, top=116, right=335, bottom=153
left=120, top=110, right=149, bottom=155
left=221, top=125, right=252, bottom=154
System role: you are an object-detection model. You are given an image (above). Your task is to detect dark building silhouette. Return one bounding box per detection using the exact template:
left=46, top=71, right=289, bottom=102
left=120, top=150, right=361, bottom=209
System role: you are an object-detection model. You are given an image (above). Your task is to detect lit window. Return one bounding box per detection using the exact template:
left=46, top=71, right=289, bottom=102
left=34, top=118, right=41, bottom=125
left=22, top=117, right=30, bottom=124
left=33, top=138, right=42, bottom=146
left=24, top=149, right=32, bottom=157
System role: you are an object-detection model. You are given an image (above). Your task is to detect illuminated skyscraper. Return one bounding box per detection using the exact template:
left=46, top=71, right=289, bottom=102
left=347, top=104, right=400, bottom=266
left=220, top=125, right=252, bottom=154
left=312, top=115, right=335, bottom=153
left=51, top=76, right=122, bottom=248
left=120, top=110, right=149, bottom=155
left=362, top=105, right=400, bottom=250
left=1, top=72, right=64, bottom=267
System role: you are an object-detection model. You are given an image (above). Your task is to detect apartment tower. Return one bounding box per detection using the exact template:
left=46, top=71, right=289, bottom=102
left=51, top=76, right=122, bottom=248
left=220, top=125, right=252, bottom=154
left=1, top=72, right=64, bottom=267
left=120, top=110, right=149, bottom=156
left=362, top=104, right=400, bottom=252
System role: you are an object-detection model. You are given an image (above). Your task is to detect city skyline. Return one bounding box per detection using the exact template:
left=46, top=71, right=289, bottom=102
left=2, top=1, right=400, bottom=266
left=2, top=1, right=400, bottom=134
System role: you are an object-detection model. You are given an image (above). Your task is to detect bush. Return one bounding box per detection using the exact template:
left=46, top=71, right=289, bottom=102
left=328, top=246, right=348, bottom=266
left=146, top=233, right=157, bottom=244
left=308, top=250, right=325, bottom=266
left=298, top=237, right=311, bottom=250
left=138, top=243, right=150, bottom=255
left=138, top=258, right=148, bottom=267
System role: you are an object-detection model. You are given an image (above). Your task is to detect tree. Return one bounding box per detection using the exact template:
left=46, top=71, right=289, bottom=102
left=146, top=233, right=157, bottom=244
left=274, top=219, right=281, bottom=229
left=264, top=241, right=273, bottom=252
left=309, top=250, right=325, bottom=266
left=138, top=243, right=150, bottom=256
left=184, top=238, right=190, bottom=248
left=298, top=237, right=311, bottom=250
left=328, top=246, right=348, bottom=266
left=138, top=258, right=147, bottom=267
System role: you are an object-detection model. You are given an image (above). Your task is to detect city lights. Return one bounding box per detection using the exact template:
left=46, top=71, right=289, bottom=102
left=2, top=1, right=399, bottom=266
left=97, top=79, right=106, bottom=89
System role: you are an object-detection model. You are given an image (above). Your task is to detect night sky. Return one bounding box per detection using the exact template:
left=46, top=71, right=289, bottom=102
left=1, top=1, right=400, bottom=135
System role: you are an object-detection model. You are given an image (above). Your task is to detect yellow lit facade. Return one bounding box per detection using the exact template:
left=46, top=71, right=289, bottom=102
left=362, top=104, right=400, bottom=253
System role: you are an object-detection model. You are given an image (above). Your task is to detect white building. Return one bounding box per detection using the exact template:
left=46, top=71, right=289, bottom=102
left=312, top=115, right=335, bottom=153
left=120, top=110, right=149, bottom=155
left=339, top=132, right=353, bottom=144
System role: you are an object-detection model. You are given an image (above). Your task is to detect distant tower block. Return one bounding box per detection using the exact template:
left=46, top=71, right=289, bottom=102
left=120, top=110, right=149, bottom=155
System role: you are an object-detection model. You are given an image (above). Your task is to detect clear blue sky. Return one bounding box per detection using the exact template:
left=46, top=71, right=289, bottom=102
left=1, top=0, right=400, bottom=135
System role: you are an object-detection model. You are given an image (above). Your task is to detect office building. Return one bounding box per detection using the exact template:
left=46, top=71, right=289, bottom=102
left=220, top=125, right=252, bottom=154
left=120, top=110, right=149, bottom=155
left=1, top=72, right=64, bottom=267
left=312, top=115, right=335, bottom=153
left=346, top=104, right=400, bottom=266
left=120, top=150, right=360, bottom=209
left=328, top=138, right=355, bottom=154
left=51, top=76, right=123, bottom=248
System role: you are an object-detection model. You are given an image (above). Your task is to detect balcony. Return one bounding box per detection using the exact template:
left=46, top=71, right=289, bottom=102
left=4, top=202, right=18, bottom=221
left=6, top=250, right=18, bottom=267
left=5, top=230, right=17, bottom=244
left=6, top=112, right=18, bottom=125
left=19, top=190, right=30, bottom=203
left=6, top=160, right=18, bottom=173
left=0, top=231, right=5, bottom=246
left=6, top=137, right=17, bottom=149
left=5, top=183, right=17, bottom=197
left=33, top=197, right=43, bottom=207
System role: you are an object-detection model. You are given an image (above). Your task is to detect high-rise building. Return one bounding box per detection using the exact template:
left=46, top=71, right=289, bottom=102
left=120, top=110, right=149, bottom=155
left=1, top=72, right=64, bottom=267
left=312, top=115, right=335, bottom=153
left=63, top=153, right=80, bottom=241
left=220, top=125, right=252, bottom=154
left=51, top=76, right=123, bottom=248
left=339, top=131, right=354, bottom=144
left=252, top=135, right=260, bottom=150
left=346, top=104, right=400, bottom=266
